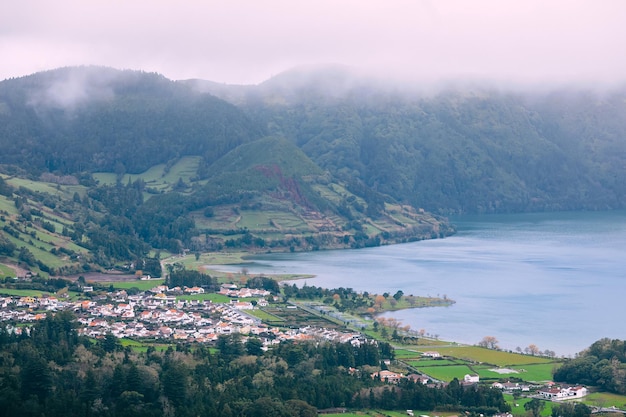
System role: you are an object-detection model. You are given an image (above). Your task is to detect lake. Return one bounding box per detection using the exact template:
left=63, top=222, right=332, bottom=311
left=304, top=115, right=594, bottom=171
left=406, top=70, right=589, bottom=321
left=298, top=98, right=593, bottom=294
left=214, top=211, right=626, bottom=357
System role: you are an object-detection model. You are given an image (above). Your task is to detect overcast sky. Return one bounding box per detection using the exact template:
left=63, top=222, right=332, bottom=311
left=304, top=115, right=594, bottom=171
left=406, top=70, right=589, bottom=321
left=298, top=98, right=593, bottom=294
left=2, top=0, right=625, bottom=86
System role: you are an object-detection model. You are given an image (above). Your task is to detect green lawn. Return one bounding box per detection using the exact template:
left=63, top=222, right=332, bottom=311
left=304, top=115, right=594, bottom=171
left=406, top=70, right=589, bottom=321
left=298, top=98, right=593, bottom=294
left=431, top=346, right=556, bottom=367
left=504, top=395, right=554, bottom=417
left=247, top=308, right=285, bottom=322
left=101, top=279, right=165, bottom=291
left=177, top=293, right=231, bottom=303
left=416, top=364, right=475, bottom=382
left=119, top=338, right=172, bottom=353
left=394, top=348, right=422, bottom=359
left=585, top=392, right=626, bottom=409
left=407, top=359, right=460, bottom=367
left=0, top=194, right=19, bottom=215
left=0, top=264, right=15, bottom=278
left=0, top=288, right=54, bottom=297
left=510, top=363, right=561, bottom=382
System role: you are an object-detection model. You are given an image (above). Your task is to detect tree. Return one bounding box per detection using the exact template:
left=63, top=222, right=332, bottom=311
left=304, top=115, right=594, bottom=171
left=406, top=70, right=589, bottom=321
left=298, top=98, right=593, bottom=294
left=246, top=337, right=264, bottom=356
left=393, top=290, right=404, bottom=301
left=162, top=361, right=188, bottom=407
left=525, top=344, right=540, bottom=356
left=478, top=336, right=499, bottom=350
left=524, top=398, right=545, bottom=417
left=102, top=332, right=120, bottom=352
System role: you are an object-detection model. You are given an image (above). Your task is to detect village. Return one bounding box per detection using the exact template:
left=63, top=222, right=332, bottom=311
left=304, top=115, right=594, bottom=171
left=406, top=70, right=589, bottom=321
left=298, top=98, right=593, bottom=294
left=0, top=281, right=367, bottom=347
left=1, top=277, right=614, bottom=417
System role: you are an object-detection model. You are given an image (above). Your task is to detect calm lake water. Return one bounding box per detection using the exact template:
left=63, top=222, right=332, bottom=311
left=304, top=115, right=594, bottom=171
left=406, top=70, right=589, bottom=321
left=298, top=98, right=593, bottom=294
left=215, top=211, right=626, bottom=357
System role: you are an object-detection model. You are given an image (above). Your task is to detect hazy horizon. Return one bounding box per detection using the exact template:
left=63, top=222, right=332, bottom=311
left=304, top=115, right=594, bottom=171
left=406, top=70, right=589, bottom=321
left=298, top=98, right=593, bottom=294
left=3, top=1, right=626, bottom=89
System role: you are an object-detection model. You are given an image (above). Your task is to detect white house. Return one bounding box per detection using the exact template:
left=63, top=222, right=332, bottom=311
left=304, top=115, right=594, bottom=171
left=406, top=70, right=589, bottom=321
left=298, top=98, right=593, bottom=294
left=538, top=386, right=588, bottom=401
left=464, top=374, right=480, bottom=383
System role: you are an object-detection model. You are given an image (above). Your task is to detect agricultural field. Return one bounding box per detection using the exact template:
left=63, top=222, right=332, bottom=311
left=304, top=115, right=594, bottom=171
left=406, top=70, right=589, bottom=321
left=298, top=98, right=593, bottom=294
left=177, top=293, right=231, bottom=303
left=0, top=194, right=19, bottom=215
left=118, top=338, right=173, bottom=353
left=415, top=364, right=476, bottom=382
left=260, top=305, right=344, bottom=329
left=0, top=264, right=15, bottom=277
left=398, top=345, right=561, bottom=383
left=429, top=346, right=556, bottom=367
left=94, top=156, right=203, bottom=193
left=408, top=359, right=461, bottom=367
left=0, top=288, right=55, bottom=297
left=585, top=392, right=626, bottom=409
left=247, top=308, right=286, bottom=324
left=101, top=279, right=165, bottom=291
left=504, top=395, right=554, bottom=417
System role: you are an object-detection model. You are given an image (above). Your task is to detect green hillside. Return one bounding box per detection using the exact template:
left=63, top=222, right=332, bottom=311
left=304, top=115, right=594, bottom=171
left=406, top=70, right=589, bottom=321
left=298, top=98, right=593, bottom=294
left=4, top=65, right=626, bottom=276
left=196, top=67, right=626, bottom=214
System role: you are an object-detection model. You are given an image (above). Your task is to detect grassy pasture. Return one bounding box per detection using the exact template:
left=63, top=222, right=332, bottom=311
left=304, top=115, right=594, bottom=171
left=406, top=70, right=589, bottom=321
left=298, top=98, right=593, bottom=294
left=410, top=359, right=460, bottom=367
left=94, top=157, right=201, bottom=191
left=100, top=279, right=165, bottom=291
left=248, top=308, right=285, bottom=322
left=3, top=232, right=66, bottom=270
left=0, top=288, right=54, bottom=297
left=394, top=348, right=421, bottom=359
left=0, top=195, right=19, bottom=215
left=310, top=184, right=342, bottom=204
left=7, top=177, right=65, bottom=194
left=504, top=395, right=554, bottom=417
left=510, top=363, right=560, bottom=382
left=416, top=364, right=475, bottom=382
left=585, top=392, right=626, bottom=408
left=92, top=172, right=118, bottom=185
left=160, top=156, right=201, bottom=183
left=119, top=338, right=172, bottom=353
left=0, top=264, right=16, bottom=277
left=431, top=346, right=555, bottom=367
left=236, top=211, right=276, bottom=230
left=177, top=293, right=231, bottom=303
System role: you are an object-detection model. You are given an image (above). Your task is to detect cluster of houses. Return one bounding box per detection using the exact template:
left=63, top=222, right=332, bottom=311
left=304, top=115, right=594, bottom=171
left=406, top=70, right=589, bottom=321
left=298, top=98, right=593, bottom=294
left=0, top=285, right=365, bottom=348
left=218, top=283, right=271, bottom=299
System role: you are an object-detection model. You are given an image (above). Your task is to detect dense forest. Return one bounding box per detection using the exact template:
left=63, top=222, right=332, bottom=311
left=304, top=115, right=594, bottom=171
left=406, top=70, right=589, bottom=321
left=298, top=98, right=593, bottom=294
left=1, top=65, right=626, bottom=271
left=2, top=66, right=626, bottom=216
left=195, top=67, right=626, bottom=214
left=553, top=338, right=626, bottom=394
left=0, top=312, right=510, bottom=417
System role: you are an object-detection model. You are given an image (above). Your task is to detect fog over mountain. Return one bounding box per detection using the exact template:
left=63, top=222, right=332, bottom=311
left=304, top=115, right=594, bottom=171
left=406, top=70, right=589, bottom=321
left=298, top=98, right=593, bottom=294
left=2, top=66, right=626, bottom=215
left=2, top=1, right=625, bottom=88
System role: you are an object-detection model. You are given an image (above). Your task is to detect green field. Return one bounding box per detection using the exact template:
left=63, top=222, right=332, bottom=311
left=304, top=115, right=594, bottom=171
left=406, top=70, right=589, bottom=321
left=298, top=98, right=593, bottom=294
left=585, top=392, right=626, bottom=408
left=247, top=308, right=286, bottom=322
left=510, top=363, right=561, bottom=382
left=504, top=395, right=554, bottom=417
left=408, top=359, right=460, bottom=367
left=394, top=348, right=421, bottom=359
left=101, top=279, right=165, bottom=291
left=413, top=364, right=475, bottom=382
left=430, top=346, right=556, bottom=366
left=0, top=194, right=19, bottom=215
left=94, top=156, right=202, bottom=193
left=119, top=338, right=172, bottom=353
left=0, top=288, right=54, bottom=297
left=177, top=293, right=230, bottom=303
left=0, top=264, right=15, bottom=278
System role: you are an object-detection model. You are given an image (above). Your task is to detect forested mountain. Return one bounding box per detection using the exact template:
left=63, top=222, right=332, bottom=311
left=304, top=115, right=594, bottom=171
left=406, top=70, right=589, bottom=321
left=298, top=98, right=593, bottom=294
left=191, top=67, right=626, bottom=214
left=2, top=65, right=626, bottom=274
left=0, top=67, right=453, bottom=275
left=0, top=66, right=264, bottom=176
